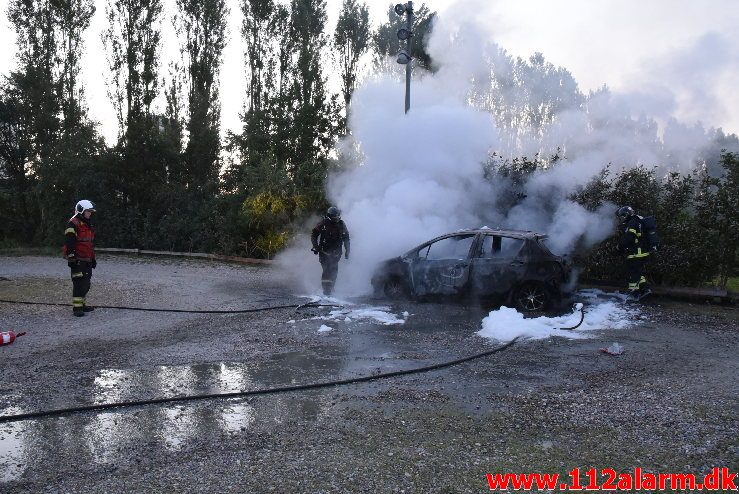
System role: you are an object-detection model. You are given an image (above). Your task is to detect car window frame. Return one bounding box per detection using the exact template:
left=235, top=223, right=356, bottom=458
left=419, top=233, right=478, bottom=261
left=477, top=234, right=526, bottom=259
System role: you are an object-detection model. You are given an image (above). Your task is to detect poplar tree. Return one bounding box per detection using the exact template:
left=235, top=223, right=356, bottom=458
left=333, top=0, right=370, bottom=120
left=285, top=0, right=339, bottom=193
left=176, top=0, right=228, bottom=192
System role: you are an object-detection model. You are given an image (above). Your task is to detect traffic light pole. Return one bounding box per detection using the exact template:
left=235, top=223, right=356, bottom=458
left=404, top=1, right=413, bottom=114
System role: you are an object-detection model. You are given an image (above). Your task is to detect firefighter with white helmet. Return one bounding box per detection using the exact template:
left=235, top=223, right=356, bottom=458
left=64, top=200, right=97, bottom=316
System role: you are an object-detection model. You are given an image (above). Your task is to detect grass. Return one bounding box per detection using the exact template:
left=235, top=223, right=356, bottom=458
left=726, top=277, right=739, bottom=292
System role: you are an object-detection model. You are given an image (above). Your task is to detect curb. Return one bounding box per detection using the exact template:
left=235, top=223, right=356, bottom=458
left=581, top=282, right=735, bottom=304
left=96, top=248, right=274, bottom=266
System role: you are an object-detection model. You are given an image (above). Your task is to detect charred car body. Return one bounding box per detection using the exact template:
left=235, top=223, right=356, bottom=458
left=371, top=228, right=571, bottom=312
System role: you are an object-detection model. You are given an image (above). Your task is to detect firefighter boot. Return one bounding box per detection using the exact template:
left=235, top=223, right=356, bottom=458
left=322, top=281, right=333, bottom=296
left=83, top=305, right=95, bottom=312
left=73, top=297, right=85, bottom=316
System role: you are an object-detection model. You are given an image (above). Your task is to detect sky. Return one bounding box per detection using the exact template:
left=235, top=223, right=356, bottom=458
left=0, top=0, right=737, bottom=144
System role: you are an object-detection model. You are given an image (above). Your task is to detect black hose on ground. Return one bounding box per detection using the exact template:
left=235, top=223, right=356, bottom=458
left=0, top=338, right=518, bottom=424
left=0, top=299, right=341, bottom=314
left=294, top=301, right=346, bottom=312
left=556, top=304, right=585, bottom=331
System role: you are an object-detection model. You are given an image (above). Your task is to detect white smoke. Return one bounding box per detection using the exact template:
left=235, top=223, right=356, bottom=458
left=278, top=0, right=733, bottom=297
left=280, top=74, right=500, bottom=295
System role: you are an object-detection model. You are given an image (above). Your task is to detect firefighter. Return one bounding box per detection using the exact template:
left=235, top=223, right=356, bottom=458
left=616, top=205, right=651, bottom=299
left=311, top=206, right=350, bottom=296
left=64, top=200, right=97, bottom=316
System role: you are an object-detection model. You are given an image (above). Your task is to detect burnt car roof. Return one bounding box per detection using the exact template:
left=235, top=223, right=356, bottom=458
left=449, top=227, right=548, bottom=240
left=402, top=228, right=548, bottom=257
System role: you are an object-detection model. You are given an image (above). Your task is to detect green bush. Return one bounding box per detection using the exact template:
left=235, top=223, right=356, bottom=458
left=572, top=153, right=738, bottom=288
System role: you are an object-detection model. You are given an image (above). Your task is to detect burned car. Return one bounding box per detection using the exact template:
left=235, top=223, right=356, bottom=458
left=371, top=228, right=571, bottom=312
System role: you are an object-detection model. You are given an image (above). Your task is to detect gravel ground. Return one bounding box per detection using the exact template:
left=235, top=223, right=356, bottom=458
left=0, top=254, right=737, bottom=493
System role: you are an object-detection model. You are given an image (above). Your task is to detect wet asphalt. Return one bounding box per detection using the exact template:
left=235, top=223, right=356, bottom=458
left=0, top=254, right=737, bottom=493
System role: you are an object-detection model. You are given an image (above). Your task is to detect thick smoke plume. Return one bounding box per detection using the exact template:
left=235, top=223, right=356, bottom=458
left=279, top=1, right=733, bottom=297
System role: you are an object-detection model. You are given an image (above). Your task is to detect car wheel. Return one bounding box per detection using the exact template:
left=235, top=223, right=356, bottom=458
left=513, top=282, right=550, bottom=312
left=383, top=278, right=409, bottom=299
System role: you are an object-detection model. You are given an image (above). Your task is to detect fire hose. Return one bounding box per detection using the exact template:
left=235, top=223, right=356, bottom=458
left=0, top=338, right=518, bottom=424
left=0, top=299, right=586, bottom=422
left=0, top=299, right=341, bottom=314
left=557, top=303, right=585, bottom=331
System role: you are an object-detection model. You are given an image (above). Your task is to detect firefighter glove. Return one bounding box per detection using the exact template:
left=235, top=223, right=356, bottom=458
left=311, top=248, right=319, bottom=255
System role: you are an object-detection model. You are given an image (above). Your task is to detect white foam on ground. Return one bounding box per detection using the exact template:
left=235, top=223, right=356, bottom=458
left=315, top=307, right=406, bottom=326
left=301, top=294, right=354, bottom=306
left=478, top=301, right=637, bottom=342
left=300, top=294, right=407, bottom=326
left=318, top=325, right=333, bottom=333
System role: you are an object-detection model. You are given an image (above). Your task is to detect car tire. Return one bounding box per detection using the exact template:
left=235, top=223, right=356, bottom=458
left=513, top=282, right=550, bottom=313
left=383, top=277, right=410, bottom=299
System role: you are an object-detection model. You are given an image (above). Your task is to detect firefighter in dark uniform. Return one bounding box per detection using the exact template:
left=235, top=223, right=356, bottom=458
left=616, top=206, right=651, bottom=299
left=64, top=200, right=97, bottom=316
left=311, top=206, right=350, bottom=296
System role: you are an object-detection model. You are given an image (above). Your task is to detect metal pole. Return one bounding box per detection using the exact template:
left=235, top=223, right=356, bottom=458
left=404, top=1, right=413, bottom=114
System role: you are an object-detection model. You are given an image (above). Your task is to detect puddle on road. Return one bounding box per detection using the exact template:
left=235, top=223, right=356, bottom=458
left=0, top=405, right=28, bottom=482
left=0, top=309, right=478, bottom=483
left=0, top=352, right=362, bottom=479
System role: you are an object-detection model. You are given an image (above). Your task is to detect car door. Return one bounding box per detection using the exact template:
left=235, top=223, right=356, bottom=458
left=410, top=234, right=477, bottom=296
left=469, top=234, right=527, bottom=296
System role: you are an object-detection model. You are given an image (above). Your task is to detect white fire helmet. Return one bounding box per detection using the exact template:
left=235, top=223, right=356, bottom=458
left=75, top=200, right=96, bottom=215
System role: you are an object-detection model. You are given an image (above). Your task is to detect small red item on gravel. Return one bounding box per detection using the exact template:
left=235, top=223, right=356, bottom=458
left=1, top=331, right=26, bottom=346
left=599, top=346, right=624, bottom=356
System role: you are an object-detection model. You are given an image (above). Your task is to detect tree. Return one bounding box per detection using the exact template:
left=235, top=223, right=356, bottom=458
left=8, top=0, right=61, bottom=164
left=226, top=0, right=287, bottom=195
left=231, top=0, right=338, bottom=195
left=696, top=151, right=738, bottom=288
left=226, top=0, right=339, bottom=257
left=333, top=0, right=370, bottom=120
left=285, top=0, right=339, bottom=191
left=103, top=0, right=174, bottom=248
left=103, top=0, right=162, bottom=132
left=175, top=0, right=228, bottom=192
left=0, top=84, right=34, bottom=244
left=4, top=0, right=98, bottom=244
left=56, top=0, right=96, bottom=131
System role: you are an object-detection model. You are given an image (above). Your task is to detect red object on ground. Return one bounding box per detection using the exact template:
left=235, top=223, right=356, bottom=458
left=1, top=331, right=26, bottom=346
left=599, top=347, right=623, bottom=356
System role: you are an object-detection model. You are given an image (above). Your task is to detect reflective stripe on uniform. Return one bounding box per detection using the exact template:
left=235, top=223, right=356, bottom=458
left=72, top=272, right=84, bottom=278
left=627, top=247, right=650, bottom=259
left=72, top=297, right=85, bottom=307
left=65, top=228, right=77, bottom=236
left=627, top=228, right=639, bottom=236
